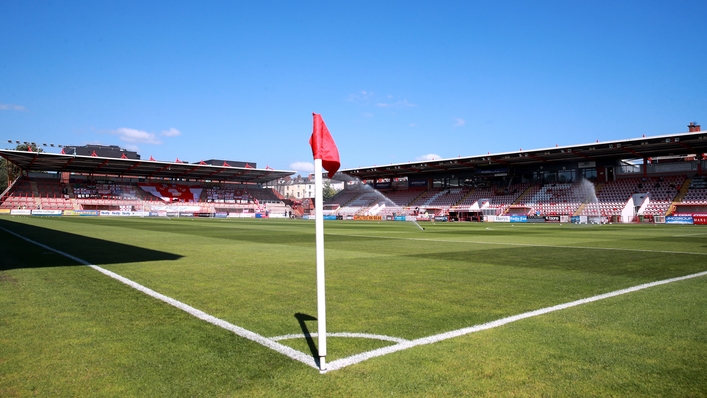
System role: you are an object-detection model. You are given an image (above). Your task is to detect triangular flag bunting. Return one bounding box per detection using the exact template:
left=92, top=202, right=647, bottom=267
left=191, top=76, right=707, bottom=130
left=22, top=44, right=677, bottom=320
left=91, top=151, right=98, bottom=157
left=121, top=153, right=128, bottom=159
left=223, top=161, right=231, bottom=167
left=149, top=156, right=155, bottom=161
left=245, top=163, right=253, bottom=169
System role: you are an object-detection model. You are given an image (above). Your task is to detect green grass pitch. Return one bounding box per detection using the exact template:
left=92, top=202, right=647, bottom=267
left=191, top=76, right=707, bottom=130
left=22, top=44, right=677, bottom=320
left=1, top=216, right=707, bottom=396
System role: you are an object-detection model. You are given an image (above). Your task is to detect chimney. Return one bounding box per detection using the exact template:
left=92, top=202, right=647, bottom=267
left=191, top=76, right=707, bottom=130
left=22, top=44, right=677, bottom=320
left=688, top=122, right=701, bottom=132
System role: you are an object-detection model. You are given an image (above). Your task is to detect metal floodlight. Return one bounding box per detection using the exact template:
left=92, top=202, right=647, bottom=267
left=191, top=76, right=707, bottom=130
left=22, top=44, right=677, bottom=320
left=23, top=141, right=29, bottom=145
left=7, top=140, right=11, bottom=143
left=50, top=143, right=55, bottom=147
left=43, top=143, right=47, bottom=146
left=58, top=144, right=63, bottom=147
left=15, top=140, right=20, bottom=144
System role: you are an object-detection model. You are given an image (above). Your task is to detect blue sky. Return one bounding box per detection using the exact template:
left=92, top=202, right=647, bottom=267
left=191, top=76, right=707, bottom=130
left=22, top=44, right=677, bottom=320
left=2, top=1, right=706, bottom=176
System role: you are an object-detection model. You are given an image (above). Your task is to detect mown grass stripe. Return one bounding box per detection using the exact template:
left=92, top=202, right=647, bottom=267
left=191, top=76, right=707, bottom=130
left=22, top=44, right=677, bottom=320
left=333, top=233, right=707, bottom=256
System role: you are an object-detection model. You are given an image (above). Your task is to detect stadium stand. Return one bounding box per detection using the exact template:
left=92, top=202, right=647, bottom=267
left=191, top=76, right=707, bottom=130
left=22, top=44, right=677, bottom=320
left=3, top=127, right=707, bottom=222
left=682, top=176, right=707, bottom=204
left=316, top=175, right=707, bottom=221
left=0, top=176, right=289, bottom=216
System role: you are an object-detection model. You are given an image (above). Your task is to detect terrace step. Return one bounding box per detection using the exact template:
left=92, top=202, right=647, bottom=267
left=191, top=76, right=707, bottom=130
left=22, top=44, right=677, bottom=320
left=667, top=178, right=692, bottom=215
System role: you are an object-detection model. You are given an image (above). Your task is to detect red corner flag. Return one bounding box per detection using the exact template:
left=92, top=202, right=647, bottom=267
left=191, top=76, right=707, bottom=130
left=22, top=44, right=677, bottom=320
left=309, top=113, right=340, bottom=178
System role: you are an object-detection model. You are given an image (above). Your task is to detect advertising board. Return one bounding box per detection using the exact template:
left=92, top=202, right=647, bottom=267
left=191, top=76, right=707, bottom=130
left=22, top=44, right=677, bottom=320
left=510, top=215, right=527, bottom=223
left=229, top=212, right=256, bottom=218
left=99, top=211, right=135, bottom=217
left=666, top=215, right=694, bottom=224
left=31, top=210, right=63, bottom=216
left=10, top=209, right=32, bottom=215
left=63, top=210, right=100, bottom=216
left=693, top=214, right=707, bottom=225
left=476, top=167, right=507, bottom=175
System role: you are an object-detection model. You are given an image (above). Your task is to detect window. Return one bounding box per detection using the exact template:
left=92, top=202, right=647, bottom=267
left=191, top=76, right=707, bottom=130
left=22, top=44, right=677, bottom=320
left=558, top=170, right=574, bottom=182
left=581, top=168, right=597, bottom=181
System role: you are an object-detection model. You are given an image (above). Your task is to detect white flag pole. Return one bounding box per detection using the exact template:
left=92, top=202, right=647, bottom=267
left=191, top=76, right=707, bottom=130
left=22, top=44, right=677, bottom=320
left=314, top=158, right=327, bottom=372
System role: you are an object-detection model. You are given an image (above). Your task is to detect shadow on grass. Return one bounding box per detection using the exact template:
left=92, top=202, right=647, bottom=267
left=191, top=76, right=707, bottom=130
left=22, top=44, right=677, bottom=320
left=64, top=218, right=388, bottom=247
left=409, top=245, right=707, bottom=279
left=0, top=218, right=182, bottom=271
left=294, top=312, right=319, bottom=359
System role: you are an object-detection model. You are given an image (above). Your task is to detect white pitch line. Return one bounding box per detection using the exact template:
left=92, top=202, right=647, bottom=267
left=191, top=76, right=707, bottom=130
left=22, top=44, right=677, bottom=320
left=270, top=332, right=409, bottom=344
left=330, top=233, right=707, bottom=256
left=0, top=227, right=318, bottom=370
left=323, top=269, right=707, bottom=372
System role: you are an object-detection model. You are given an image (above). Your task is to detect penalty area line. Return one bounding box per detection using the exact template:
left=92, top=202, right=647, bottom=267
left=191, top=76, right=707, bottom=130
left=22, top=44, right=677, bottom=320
left=0, top=227, right=318, bottom=370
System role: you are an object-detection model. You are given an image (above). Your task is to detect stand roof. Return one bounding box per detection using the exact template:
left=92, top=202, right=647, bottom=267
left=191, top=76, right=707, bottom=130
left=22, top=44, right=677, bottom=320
left=0, top=150, right=294, bottom=184
left=341, top=130, right=707, bottom=180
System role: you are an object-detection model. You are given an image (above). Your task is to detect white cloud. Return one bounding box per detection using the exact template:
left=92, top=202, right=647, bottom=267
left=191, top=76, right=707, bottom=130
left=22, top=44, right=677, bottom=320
left=347, top=90, right=376, bottom=103
left=111, top=127, right=162, bottom=145
left=107, top=126, right=181, bottom=144
left=453, top=118, right=466, bottom=127
left=416, top=154, right=441, bottom=161
left=290, top=161, right=314, bottom=174
left=348, top=91, right=417, bottom=109
left=161, top=127, right=182, bottom=137
left=376, top=99, right=416, bottom=108
left=0, top=103, right=28, bottom=112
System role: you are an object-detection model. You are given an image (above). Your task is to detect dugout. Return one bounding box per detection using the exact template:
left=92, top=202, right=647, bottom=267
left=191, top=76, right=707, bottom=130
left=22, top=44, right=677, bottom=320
left=448, top=209, right=483, bottom=222
left=672, top=204, right=707, bottom=214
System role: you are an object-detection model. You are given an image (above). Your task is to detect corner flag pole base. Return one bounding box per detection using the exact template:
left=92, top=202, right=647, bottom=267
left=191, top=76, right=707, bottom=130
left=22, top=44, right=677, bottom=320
left=319, top=356, right=326, bottom=372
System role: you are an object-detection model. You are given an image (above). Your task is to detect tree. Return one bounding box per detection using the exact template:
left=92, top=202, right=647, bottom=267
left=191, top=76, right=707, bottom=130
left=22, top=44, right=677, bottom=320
left=0, top=157, right=7, bottom=192
left=322, top=181, right=339, bottom=202
left=0, top=144, right=43, bottom=191
left=16, top=143, right=42, bottom=153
